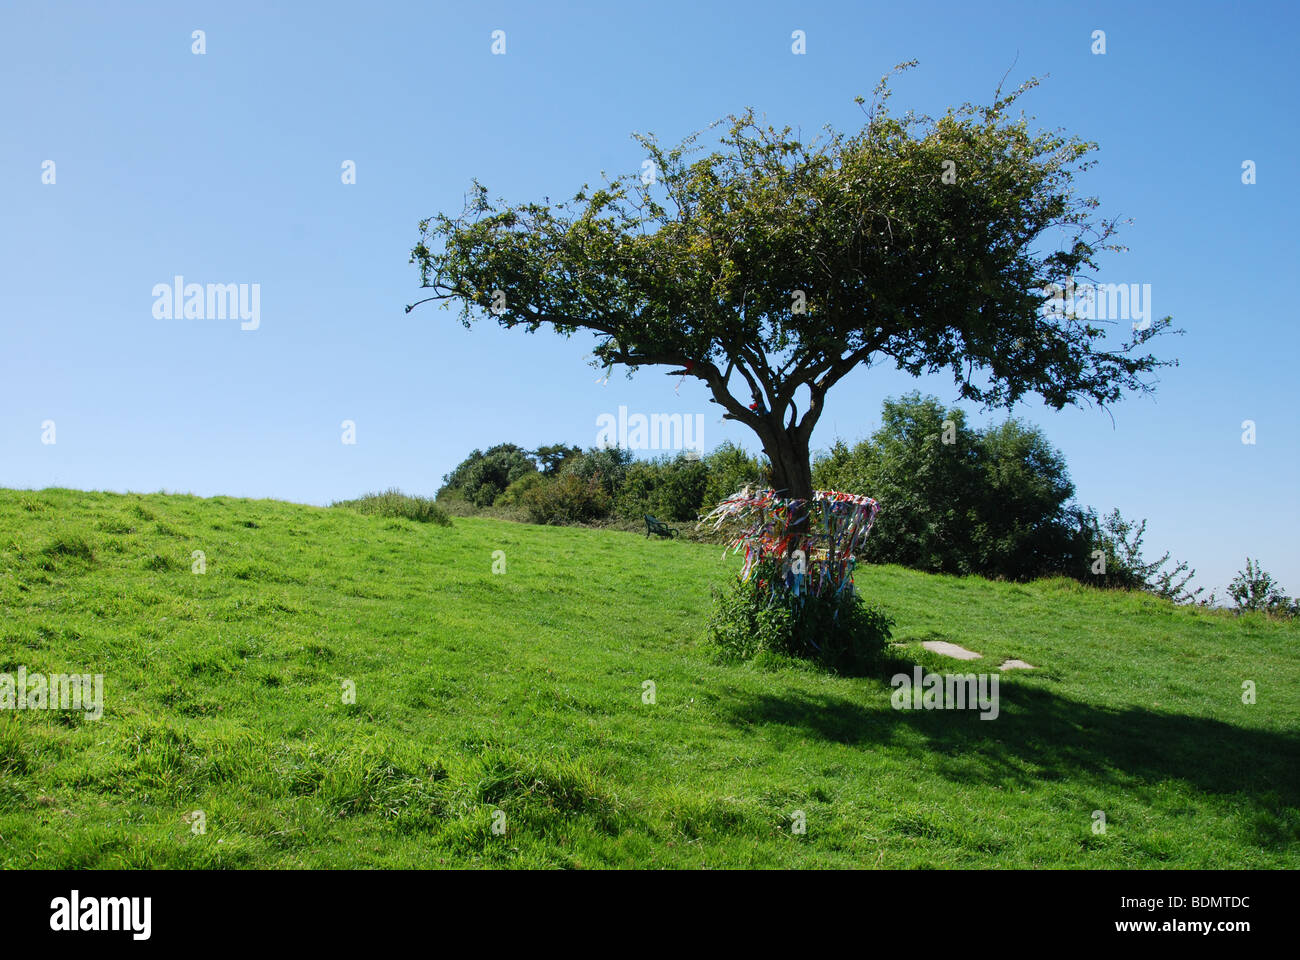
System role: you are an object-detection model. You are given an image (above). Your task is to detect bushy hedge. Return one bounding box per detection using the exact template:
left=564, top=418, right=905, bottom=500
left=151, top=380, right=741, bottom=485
left=521, top=472, right=612, bottom=525
left=427, top=395, right=1206, bottom=596
left=438, top=443, right=537, bottom=508
left=438, top=442, right=761, bottom=527
left=616, top=455, right=710, bottom=522
left=496, top=472, right=548, bottom=507
left=701, top=442, right=768, bottom=509
left=559, top=446, right=635, bottom=499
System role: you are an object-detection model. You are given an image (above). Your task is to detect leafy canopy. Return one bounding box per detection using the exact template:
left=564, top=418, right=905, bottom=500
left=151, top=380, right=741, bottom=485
left=410, top=64, right=1175, bottom=457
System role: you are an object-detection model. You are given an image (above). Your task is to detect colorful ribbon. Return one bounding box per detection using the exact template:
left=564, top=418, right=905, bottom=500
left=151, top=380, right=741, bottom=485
left=698, top=487, right=881, bottom=602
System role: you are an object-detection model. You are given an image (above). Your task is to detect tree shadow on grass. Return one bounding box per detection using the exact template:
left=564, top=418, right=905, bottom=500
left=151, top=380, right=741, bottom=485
left=723, top=668, right=1300, bottom=841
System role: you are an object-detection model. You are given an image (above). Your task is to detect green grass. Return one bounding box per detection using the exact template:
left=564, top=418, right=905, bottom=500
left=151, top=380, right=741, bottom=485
left=0, top=487, right=1296, bottom=868
left=332, top=489, right=451, bottom=526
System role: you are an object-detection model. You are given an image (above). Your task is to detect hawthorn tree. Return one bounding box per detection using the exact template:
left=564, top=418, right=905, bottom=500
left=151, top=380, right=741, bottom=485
left=408, top=66, right=1174, bottom=506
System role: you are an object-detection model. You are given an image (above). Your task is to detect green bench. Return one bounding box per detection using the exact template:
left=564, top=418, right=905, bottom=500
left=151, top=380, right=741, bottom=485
left=644, top=514, right=679, bottom=539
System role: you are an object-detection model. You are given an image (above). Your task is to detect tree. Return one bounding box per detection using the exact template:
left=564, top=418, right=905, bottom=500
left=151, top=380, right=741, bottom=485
left=439, top=443, right=537, bottom=507
left=532, top=443, right=582, bottom=476
left=409, top=64, right=1174, bottom=520
left=814, top=394, right=981, bottom=572
left=811, top=392, right=1083, bottom=579
left=973, top=416, right=1083, bottom=580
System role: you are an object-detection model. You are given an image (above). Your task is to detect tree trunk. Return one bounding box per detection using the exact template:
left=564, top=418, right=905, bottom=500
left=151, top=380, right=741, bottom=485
left=762, top=424, right=814, bottom=554
left=763, top=425, right=814, bottom=501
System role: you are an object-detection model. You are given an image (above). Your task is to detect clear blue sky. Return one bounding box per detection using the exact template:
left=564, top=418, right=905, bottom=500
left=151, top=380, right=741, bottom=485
left=2, top=0, right=1296, bottom=599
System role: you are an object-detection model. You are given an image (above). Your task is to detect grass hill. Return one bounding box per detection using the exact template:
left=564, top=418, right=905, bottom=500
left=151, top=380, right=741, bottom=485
left=1, top=488, right=1296, bottom=868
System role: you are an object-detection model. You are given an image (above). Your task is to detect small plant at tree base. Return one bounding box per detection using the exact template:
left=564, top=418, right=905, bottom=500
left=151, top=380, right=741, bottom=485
left=1227, top=558, right=1295, bottom=616
left=705, top=559, right=894, bottom=673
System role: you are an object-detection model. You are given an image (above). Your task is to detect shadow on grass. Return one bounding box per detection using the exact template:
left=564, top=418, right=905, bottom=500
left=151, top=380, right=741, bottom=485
left=724, top=668, right=1300, bottom=840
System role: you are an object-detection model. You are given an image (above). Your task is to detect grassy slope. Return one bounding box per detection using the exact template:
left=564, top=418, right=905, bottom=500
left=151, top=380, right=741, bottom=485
left=0, top=488, right=1296, bottom=869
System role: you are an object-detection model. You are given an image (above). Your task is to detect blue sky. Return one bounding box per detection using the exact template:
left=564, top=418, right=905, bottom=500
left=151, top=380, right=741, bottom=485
left=2, top=0, right=1296, bottom=598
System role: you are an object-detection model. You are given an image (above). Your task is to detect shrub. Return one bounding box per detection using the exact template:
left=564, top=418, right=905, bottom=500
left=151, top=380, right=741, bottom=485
left=432, top=486, right=468, bottom=508
left=616, top=454, right=710, bottom=522
left=560, top=446, right=635, bottom=499
left=521, top=472, right=612, bottom=525
left=438, top=443, right=537, bottom=507
left=496, top=472, right=548, bottom=507
left=971, top=419, right=1082, bottom=581
left=652, top=455, right=710, bottom=521
left=1227, top=558, right=1294, bottom=616
left=333, top=489, right=451, bottom=526
left=702, top=442, right=768, bottom=507
left=616, top=460, right=660, bottom=518
left=1084, top=508, right=1203, bottom=603
left=814, top=395, right=982, bottom=573
left=705, top=562, right=894, bottom=673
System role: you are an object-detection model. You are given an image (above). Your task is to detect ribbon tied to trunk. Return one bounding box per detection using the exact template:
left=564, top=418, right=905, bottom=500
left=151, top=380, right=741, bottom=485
left=698, top=487, right=881, bottom=602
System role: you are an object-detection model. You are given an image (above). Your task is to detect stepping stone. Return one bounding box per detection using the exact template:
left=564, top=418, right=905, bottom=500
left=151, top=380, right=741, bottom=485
left=1000, top=659, right=1035, bottom=671
left=921, top=640, right=981, bottom=660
